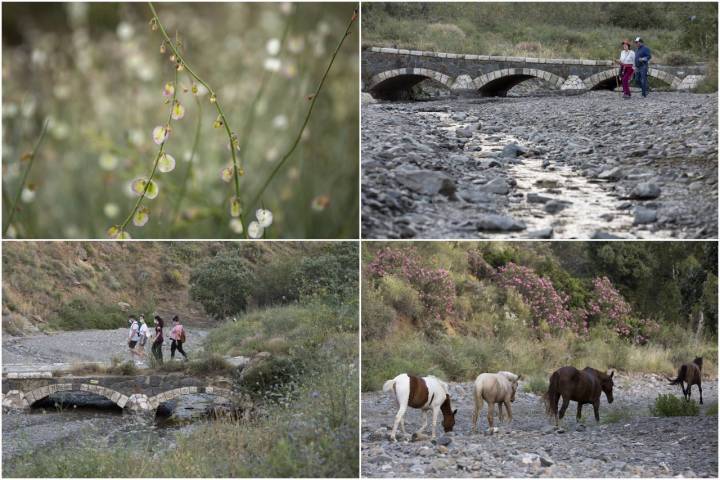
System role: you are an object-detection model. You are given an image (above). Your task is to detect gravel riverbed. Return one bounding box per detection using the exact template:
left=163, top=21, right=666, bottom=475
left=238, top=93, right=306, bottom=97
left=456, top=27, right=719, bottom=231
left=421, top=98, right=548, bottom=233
left=361, top=373, right=718, bottom=477
left=362, top=92, right=718, bottom=239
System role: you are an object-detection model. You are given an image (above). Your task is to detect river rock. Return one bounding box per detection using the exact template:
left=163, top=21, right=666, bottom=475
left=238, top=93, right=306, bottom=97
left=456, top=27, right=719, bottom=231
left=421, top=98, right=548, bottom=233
left=527, top=192, right=552, bottom=204
left=634, top=207, right=658, bottom=224
left=544, top=200, right=569, bottom=214
left=501, top=143, right=528, bottom=158
left=477, top=214, right=526, bottom=232
left=528, top=228, right=554, bottom=239
left=598, top=167, right=623, bottom=181
left=481, top=177, right=511, bottom=195
left=630, top=182, right=661, bottom=199
left=394, top=167, right=456, bottom=197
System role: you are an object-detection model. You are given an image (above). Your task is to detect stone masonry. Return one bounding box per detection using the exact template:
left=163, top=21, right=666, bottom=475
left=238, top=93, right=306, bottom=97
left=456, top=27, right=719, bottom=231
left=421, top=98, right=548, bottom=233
left=1, top=372, right=241, bottom=414
left=362, top=46, right=707, bottom=98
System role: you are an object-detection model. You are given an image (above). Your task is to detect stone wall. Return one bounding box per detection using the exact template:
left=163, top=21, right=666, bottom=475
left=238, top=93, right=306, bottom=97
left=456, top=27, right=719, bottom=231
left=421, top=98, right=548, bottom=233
left=2, top=372, right=241, bottom=413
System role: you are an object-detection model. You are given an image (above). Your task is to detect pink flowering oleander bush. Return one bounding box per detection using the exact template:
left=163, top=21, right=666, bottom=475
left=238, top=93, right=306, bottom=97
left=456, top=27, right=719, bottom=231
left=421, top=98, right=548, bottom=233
left=586, top=276, right=659, bottom=344
left=367, top=247, right=456, bottom=325
left=495, top=262, right=577, bottom=333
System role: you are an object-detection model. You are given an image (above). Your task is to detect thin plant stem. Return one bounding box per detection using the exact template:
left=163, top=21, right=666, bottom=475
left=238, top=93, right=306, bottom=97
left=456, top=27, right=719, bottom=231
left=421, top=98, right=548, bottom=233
left=117, top=68, right=178, bottom=235
left=243, top=7, right=357, bottom=225
left=148, top=2, right=242, bottom=218
left=3, top=118, right=49, bottom=236
left=171, top=93, right=202, bottom=228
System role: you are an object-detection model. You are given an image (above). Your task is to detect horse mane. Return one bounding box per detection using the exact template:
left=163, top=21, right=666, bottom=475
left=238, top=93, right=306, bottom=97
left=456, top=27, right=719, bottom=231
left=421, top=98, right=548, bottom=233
left=693, top=357, right=703, bottom=370
left=440, top=394, right=453, bottom=414
left=498, top=371, right=519, bottom=382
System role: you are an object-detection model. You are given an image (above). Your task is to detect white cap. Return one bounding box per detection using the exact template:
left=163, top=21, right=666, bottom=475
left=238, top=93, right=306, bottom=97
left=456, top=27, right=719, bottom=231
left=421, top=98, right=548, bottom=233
left=634, top=37, right=642, bottom=42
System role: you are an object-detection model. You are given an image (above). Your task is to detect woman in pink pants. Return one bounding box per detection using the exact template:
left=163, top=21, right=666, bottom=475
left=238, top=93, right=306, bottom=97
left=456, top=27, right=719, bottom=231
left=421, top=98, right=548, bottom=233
left=619, top=40, right=635, bottom=98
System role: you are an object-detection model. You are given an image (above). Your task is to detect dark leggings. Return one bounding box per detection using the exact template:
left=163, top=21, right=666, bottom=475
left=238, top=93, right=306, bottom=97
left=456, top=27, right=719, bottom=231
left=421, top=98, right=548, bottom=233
left=152, top=340, right=163, bottom=364
left=171, top=339, right=187, bottom=359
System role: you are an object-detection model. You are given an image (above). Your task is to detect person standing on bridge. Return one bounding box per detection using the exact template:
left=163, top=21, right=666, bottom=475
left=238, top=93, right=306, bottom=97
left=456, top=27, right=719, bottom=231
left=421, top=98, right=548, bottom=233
left=169, top=315, right=188, bottom=361
left=151, top=315, right=164, bottom=365
left=618, top=40, right=635, bottom=98
left=634, top=37, right=652, bottom=97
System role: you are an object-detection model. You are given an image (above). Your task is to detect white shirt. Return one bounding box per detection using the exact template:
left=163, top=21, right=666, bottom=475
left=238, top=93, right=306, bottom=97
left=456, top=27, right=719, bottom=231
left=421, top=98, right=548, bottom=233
left=620, top=50, right=635, bottom=65
left=139, top=323, right=149, bottom=338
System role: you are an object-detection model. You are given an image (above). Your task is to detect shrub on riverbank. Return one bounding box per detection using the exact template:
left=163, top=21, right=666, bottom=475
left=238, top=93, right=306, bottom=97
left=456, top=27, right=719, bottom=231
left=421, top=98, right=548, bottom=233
left=650, top=394, right=700, bottom=417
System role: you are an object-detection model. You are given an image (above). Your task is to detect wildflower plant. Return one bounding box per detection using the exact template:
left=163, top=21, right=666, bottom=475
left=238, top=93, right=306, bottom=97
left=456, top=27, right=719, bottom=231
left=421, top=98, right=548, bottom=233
left=104, top=3, right=358, bottom=239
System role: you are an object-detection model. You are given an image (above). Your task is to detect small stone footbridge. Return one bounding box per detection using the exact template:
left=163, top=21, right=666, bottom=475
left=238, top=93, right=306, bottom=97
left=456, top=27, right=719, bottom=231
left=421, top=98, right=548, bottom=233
left=2, top=370, right=242, bottom=415
left=363, top=46, right=707, bottom=98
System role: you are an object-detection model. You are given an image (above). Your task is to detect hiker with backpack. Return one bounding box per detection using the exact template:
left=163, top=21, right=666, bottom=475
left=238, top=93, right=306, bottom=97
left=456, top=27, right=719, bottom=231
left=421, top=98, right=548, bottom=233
left=169, top=315, right=188, bottom=361
left=151, top=315, right=164, bottom=364
left=127, top=315, right=141, bottom=362
left=136, top=315, right=150, bottom=362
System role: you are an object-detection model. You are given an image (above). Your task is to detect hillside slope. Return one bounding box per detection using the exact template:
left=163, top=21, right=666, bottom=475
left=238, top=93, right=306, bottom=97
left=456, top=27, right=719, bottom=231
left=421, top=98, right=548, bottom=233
left=1, top=242, right=299, bottom=334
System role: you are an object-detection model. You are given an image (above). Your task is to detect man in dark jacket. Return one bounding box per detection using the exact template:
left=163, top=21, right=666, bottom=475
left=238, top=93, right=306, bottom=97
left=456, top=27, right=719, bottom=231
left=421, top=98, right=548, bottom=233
left=634, top=37, right=652, bottom=97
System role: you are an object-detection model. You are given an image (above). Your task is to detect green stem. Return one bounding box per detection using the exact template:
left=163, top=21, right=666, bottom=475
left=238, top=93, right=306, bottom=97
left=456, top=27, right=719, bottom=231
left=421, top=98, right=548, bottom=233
left=243, top=7, right=357, bottom=222
left=118, top=68, right=178, bottom=234
left=3, top=118, right=49, bottom=236
left=148, top=2, right=242, bottom=217
left=171, top=93, right=202, bottom=227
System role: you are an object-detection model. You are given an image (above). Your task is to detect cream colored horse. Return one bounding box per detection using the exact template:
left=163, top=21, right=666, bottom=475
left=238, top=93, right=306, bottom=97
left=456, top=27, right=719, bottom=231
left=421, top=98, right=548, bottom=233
left=472, top=371, right=521, bottom=433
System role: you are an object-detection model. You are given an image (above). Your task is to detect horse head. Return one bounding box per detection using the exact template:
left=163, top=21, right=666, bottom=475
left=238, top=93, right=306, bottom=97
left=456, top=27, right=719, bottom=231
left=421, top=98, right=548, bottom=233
left=441, top=394, right=457, bottom=432
left=600, top=370, right=614, bottom=403
left=693, top=357, right=703, bottom=370
left=499, top=371, right=521, bottom=402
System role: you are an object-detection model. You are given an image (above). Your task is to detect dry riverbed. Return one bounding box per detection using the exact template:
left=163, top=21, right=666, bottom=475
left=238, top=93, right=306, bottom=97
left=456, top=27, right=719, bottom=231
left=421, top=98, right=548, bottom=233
left=361, top=374, right=718, bottom=477
left=362, top=92, right=718, bottom=239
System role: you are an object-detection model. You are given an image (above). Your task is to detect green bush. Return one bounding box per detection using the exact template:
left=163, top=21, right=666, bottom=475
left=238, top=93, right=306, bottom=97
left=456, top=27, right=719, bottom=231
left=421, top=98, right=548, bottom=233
left=189, top=252, right=255, bottom=318
left=523, top=374, right=549, bottom=395
left=650, top=394, right=700, bottom=417
left=379, top=275, right=422, bottom=319
left=361, top=277, right=394, bottom=341
left=49, top=298, right=127, bottom=330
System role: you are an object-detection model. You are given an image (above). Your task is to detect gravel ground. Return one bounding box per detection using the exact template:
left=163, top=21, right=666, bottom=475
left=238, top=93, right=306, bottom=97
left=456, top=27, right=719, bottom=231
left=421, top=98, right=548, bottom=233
left=362, top=91, right=718, bottom=239
left=362, top=373, right=718, bottom=477
left=2, top=327, right=209, bottom=371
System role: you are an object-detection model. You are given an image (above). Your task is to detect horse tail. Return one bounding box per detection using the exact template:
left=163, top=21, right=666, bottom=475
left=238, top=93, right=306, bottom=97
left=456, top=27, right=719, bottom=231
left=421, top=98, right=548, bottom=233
left=382, top=379, right=396, bottom=394
left=544, top=372, right=560, bottom=417
left=668, top=364, right=687, bottom=385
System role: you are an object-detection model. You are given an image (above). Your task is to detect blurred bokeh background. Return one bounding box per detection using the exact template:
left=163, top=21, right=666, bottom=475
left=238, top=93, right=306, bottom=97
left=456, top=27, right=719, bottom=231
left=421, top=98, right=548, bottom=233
left=2, top=2, right=359, bottom=238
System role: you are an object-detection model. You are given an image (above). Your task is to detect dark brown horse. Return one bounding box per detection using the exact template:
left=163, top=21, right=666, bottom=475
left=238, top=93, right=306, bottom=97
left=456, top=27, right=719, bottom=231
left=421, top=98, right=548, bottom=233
left=668, top=357, right=703, bottom=404
left=545, top=366, right=614, bottom=425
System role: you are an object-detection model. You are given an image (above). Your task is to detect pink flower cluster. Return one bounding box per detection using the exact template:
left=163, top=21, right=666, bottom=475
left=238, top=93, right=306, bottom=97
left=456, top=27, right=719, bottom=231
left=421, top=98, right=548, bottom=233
left=495, top=263, right=575, bottom=331
left=587, top=276, right=632, bottom=323
left=368, top=247, right=456, bottom=321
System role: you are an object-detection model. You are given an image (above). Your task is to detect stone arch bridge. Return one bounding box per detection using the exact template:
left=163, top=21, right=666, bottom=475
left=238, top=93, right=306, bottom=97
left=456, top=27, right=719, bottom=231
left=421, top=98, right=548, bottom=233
left=2, top=371, right=244, bottom=415
left=362, top=46, right=707, bottom=99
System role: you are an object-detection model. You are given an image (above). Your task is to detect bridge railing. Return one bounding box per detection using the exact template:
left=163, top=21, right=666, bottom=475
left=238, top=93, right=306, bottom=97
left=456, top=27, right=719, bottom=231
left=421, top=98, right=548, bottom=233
left=366, top=46, right=613, bottom=67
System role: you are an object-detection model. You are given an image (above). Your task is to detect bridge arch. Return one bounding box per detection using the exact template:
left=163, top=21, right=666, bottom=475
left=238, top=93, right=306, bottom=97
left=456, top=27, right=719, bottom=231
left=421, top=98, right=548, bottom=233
left=148, top=386, right=237, bottom=411
left=473, top=68, right=564, bottom=97
left=24, top=383, right=128, bottom=409
left=583, top=68, right=682, bottom=90
left=367, top=68, right=453, bottom=100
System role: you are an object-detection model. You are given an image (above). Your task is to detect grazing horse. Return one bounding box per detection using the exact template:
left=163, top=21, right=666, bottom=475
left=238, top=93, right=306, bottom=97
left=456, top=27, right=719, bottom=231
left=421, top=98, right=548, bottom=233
left=668, top=357, right=703, bottom=404
left=545, top=366, right=614, bottom=425
left=382, top=373, right=457, bottom=441
left=472, top=371, right=521, bottom=433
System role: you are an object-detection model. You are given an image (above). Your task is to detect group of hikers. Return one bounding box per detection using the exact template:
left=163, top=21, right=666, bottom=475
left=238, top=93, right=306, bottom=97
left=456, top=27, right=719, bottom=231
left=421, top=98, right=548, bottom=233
left=127, top=314, right=188, bottom=366
left=615, top=36, right=652, bottom=98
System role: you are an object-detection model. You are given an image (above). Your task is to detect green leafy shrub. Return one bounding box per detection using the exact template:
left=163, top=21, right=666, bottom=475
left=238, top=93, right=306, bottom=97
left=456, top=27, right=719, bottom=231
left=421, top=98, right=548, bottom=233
left=189, top=252, right=254, bottom=318
left=523, top=374, right=549, bottom=395
left=49, top=298, right=127, bottom=330
left=379, top=275, right=422, bottom=319
left=650, top=394, right=700, bottom=417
